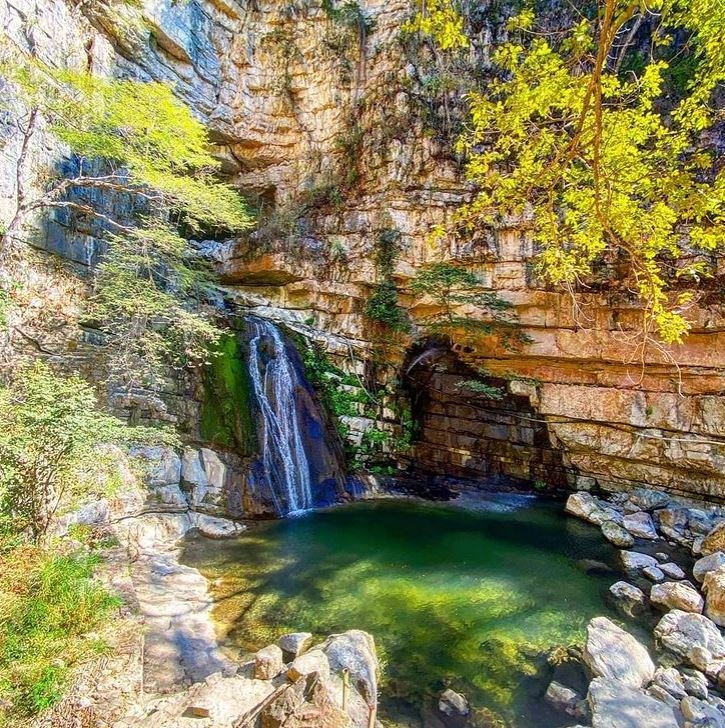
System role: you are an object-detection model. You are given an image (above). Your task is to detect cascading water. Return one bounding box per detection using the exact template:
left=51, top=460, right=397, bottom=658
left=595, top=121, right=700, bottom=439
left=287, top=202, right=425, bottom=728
left=247, top=318, right=316, bottom=515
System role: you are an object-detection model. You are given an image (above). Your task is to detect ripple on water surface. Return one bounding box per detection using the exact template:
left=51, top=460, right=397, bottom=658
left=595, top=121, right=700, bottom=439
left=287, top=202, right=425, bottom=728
left=181, top=496, right=620, bottom=727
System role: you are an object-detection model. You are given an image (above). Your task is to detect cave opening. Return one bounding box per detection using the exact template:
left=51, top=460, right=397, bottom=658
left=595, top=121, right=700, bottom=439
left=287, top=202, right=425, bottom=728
left=402, top=340, right=567, bottom=489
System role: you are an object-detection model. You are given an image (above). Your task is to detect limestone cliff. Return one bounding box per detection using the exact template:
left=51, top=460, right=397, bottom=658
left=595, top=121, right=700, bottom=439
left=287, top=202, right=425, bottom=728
left=2, top=0, right=724, bottom=502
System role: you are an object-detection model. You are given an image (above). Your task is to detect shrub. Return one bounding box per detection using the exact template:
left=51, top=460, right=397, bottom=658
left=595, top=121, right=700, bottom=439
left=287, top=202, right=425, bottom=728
left=0, top=362, right=174, bottom=543
left=0, top=544, right=119, bottom=720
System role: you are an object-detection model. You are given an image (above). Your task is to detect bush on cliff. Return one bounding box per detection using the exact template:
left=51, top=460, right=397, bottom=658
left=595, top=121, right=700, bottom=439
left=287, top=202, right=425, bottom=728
left=0, top=49, right=253, bottom=382
left=0, top=361, right=174, bottom=544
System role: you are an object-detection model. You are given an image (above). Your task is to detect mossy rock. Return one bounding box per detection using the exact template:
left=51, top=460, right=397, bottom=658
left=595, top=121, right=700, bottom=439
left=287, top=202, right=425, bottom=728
left=199, top=334, right=256, bottom=456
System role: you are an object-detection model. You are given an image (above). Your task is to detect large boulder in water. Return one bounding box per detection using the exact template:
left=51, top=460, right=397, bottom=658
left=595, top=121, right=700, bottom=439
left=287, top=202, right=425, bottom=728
left=608, top=581, right=647, bottom=618
left=582, top=617, right=654, bottom=688
left=322, top=630, right=378, bottom=705
left=587, top=677, right=679, bottom=728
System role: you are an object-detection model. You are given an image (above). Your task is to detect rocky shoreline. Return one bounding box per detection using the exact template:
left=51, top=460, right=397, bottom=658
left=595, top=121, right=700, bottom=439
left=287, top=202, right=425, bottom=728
left=553, top=488, right=725, bottom=727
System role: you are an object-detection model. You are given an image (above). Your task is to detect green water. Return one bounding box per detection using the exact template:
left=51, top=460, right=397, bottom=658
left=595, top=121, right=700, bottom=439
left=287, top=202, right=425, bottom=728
left=181, top=495, right=620, bottom=727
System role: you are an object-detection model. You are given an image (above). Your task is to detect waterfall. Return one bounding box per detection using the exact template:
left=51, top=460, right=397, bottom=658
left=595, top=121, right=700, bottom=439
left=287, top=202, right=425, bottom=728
left=247, top=318, right=314, bottom=515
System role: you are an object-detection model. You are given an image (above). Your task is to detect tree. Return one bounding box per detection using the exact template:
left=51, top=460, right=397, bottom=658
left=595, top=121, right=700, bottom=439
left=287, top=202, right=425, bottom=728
left=0, top=48, right=253, bottom=380
left=0, top=361, right=173, bottom=543
left=410, top=0, right=725, bottom=346
left=410, top=262, right=527, bottom=348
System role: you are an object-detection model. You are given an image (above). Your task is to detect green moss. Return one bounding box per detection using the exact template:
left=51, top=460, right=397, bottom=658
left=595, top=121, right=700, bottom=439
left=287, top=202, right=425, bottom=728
left=199, top=334, right=256, bottom=456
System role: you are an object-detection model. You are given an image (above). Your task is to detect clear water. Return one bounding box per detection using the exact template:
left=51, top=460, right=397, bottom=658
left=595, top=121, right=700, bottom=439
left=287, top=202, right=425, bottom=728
left=181, top=496, right=620, bottom=727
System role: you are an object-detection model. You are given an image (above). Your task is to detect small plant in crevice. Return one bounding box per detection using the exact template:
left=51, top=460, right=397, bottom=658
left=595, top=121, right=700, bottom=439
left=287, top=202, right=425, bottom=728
left=364, top=227, right=411, bottom=333
left=456, top=379, right=505, bottom=400
left=410, top=262, right=531, bottom=351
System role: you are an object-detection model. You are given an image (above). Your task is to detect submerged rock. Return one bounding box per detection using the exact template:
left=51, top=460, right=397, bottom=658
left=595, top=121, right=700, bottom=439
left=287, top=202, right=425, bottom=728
left=654, top=610, right=725, bottom=679
left=587, top=677, right=679, bottom=728
left=544, top=680, right=584, bottom=718
left=438, top=688, right=469, bottom=717
left=650, top=582, right=704, bottom=614
left=695, top=552, right=725, bottom=583
left=582, top=617, right=655, bottom=688
left=608, top=581, right=647, bottom=618
left=703, top=565, right=725, bottom=627
left=601, top=520, right=635, bottom=548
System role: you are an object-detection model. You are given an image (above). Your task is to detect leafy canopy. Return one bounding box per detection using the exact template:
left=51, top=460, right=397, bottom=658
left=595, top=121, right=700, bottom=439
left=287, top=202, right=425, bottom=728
left=410, top=0, right=725, bottom=344
left=0, top=362, right=174, bottom=543
left=1, top=51, right=253, bottom=380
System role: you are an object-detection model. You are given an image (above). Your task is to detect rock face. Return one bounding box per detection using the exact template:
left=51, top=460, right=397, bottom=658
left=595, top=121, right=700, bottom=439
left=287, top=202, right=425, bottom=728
left=582, top=617, right=655, bottom=688
left=2, top=0, right=725, bottom=499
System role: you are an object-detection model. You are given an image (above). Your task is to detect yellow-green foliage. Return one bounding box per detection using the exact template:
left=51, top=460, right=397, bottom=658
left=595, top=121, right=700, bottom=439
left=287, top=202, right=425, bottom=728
left=0, top=543, right=119, bottom=722
left=403, top=0, right=469, bottom=51
left=427, top=0, right=725, bottom=344
left=1, top=50, right=254, bottom=380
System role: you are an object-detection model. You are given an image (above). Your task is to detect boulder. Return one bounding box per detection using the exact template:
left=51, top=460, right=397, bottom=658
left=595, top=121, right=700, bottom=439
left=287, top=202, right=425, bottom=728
left=255, top=644, right=284, bottom=680
left=650, top=582, right=704, bottom=614
left=680, top=695, right=725, bottom=727
left=587, top=677, right=679, bottom=728
left=623, top=511, right=659, bottom=540
left=278, top=632, right=314, bottom=660
left=601, top=520, right=634, bottom=548
left=702, top=522, right=725, bottom=555
left=438, top=688, right=469, bottom=717
left=189, top=513, right=246, bottom=539
left=645, top=566, right=666, bottom=582
left=322, top=630, right=378, bottom=704
left=703, top=565, right=725, bottom=627
left=627, top=488, right=672, bottom=512
left=654, top=610, right=725, bottom=679
left=287, top=649, right=331, bottom=682
left=661, top=562, right=686, bottom=580
left=646, top=684, right=680, bottom=708
left=695, top=552, right=725, bottom=583
left=652, top=667, right=687, bottom=699
left=544, top=681, right=584, bottom=718
left=620, top=550, right=659, bottom=571
left=681, top=670, right=709, bottom=699
left=657, top=508, right=691, bottom=545
left=582, top=617, right=655, bottom=688
left=565, top=492, right=622, bottom=525
left=608, top=581, right=647, bottom=619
